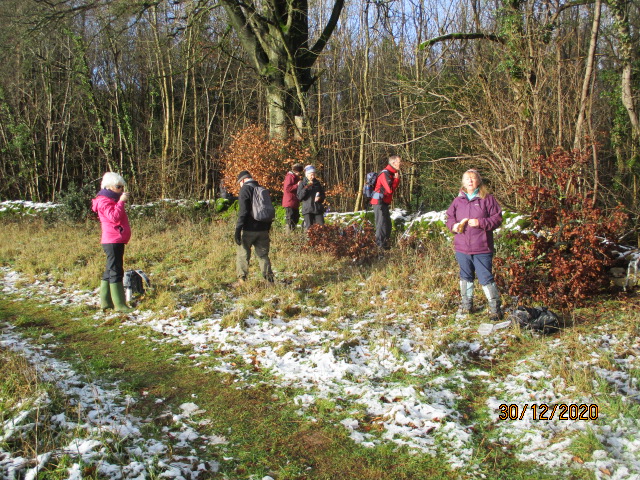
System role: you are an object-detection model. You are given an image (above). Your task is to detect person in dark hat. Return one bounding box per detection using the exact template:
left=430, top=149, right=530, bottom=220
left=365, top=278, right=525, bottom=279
left=234, top=171, right=274, bottom=284
left=282, top=163, right=304, bottom=231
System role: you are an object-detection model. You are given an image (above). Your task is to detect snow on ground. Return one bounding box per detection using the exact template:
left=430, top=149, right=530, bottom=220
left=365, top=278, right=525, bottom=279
left=0, top=333, right=223, bottom=479
left=2, top=266, right=640, bottom=479
left=0, top=290, right=224, bottom=478
left=0, top=200, right=60, bottom=215
left=486, top=334, right=640, bottom=480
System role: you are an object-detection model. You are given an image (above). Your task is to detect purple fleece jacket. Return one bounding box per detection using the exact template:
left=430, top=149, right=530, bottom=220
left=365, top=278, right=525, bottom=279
left=445, top=192, right=502, bottom=254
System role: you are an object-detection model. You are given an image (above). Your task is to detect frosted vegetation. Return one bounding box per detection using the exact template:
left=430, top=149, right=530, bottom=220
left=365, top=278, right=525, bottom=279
left=0, top=200, right=638, bottom=479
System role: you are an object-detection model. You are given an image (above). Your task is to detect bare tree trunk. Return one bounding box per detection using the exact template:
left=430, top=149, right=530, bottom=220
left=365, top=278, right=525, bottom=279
left=353, top=3, right=372, bottom=212
left=573, top=0, right=602, bottom=150
left=556, top=43, right=564, bottom=146
left=150, top=5, right=173, bottom=198
left=608, top=0, right=639, bottom=146
left=266, top=84, right=288, bottom=140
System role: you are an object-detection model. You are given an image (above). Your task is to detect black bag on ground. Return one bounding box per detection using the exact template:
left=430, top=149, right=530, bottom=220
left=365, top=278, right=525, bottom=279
left=123, top=269, right=151, bottom=300
left=509, top=306, right=560, bottom=334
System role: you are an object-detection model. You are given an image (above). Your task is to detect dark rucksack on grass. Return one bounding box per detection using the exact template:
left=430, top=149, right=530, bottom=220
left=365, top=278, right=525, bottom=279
left=123, top=269, right=151, bottom=302
left=251, top=185, right=276, bottom=222
left=509, top=306, right=560, bottom=334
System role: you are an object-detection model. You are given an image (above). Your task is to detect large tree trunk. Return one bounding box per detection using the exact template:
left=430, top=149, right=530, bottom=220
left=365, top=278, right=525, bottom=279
left=220, top=0, right=344, bottom=139
left=266, top=84, right=288, bottom=140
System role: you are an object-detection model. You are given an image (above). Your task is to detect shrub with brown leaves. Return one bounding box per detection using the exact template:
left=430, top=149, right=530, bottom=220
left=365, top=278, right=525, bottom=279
left=495, top=148, right=628, bottom=308
left=303, top=223, right=378, bottom=263
left=324, top=182, right=356, bottom=212
left=219, top=125, right=312, bottom=196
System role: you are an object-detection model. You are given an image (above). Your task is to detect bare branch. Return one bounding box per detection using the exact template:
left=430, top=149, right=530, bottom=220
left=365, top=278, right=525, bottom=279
left=419, top=32, right=505, bottom=50
left=307, top=0, right=345, bottom=59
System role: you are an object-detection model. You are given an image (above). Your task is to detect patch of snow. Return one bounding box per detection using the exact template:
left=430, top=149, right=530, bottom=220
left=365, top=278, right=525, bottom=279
left=1, top=266, right=639, bottom=478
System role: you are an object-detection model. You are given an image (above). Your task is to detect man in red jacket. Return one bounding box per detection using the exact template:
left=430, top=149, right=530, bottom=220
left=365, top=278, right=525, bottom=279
left=282, top=163, right=303, bottom=231
left=371, top=155, right=402, bottom=249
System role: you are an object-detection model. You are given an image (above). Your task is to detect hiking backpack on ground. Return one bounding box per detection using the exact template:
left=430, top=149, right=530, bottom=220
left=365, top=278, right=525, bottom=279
left=363, top=169, right=389, bottom=201
left=251, top=185, right=276, bottom=222
left=123, top=269, right=151, bottom=302
left=508, top=306, right=560, bottom=334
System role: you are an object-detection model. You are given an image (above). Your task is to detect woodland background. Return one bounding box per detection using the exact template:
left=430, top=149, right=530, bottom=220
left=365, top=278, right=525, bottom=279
left=0, top=0, right=638, bottom=238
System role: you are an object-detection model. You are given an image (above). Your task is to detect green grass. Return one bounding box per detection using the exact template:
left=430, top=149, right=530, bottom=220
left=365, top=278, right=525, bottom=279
left=0, top=298, right=455, bottom=479
left=0, top=347, right=103, bottom=479
left=1, top=213, right=639, bottom=479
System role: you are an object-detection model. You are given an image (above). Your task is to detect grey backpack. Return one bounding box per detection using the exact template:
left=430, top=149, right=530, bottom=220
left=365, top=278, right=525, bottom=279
left=251, top=185, right=276, bottom=222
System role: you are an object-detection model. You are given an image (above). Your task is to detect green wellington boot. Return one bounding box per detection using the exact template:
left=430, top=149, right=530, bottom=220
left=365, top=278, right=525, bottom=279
left=100, top=280, right=114, bottom=310
left=109, top=282, right=134, bottom=313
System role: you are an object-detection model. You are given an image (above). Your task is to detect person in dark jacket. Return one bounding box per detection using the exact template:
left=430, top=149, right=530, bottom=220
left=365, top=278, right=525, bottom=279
left=297, top=165, right=326, bottom=230
left=445, top=169, right=503, bottom=320
left=370, top=155, right=402, bottom=249
left=91, top=172, right=133, bottom=312
left=235, top=171, right=274, bottom=284
left=282, top=163, right=303, bottom=231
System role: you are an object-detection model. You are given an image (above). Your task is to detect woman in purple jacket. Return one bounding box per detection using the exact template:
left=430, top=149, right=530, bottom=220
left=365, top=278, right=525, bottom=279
left=446, top=169, right=503, bottom=320
left=91, top=172, right=133, bottom=312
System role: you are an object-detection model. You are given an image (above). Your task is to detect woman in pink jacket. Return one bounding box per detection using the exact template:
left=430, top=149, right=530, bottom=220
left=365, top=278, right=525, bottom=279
left=91, top=172, right=133, bottom=312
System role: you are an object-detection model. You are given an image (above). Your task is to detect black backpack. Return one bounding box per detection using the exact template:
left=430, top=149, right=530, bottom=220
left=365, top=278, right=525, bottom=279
left=123, top=270, right=151, bottom=300
left=509, top=306, right=560, bottom=334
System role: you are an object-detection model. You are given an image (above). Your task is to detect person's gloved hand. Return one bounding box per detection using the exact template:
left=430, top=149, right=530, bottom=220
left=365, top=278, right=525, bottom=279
left=234, top=228, right=242, bottom=245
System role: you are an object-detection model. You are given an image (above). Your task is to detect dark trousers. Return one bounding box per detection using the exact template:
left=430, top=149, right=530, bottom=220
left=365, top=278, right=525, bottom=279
left=102, top=243, right=125, bottom=283
left=455, top=252, right=495, bottom=285
left=236, top=230, right=273, bottom=280
left=285, top=207, right=300, bottom=230
left=303, top=213, right=324, bottom=230
left=373, top=203, right=392, bottom=249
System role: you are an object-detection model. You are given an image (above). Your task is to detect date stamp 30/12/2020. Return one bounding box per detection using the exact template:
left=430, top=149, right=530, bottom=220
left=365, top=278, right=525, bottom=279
left=498, top=403, right=599, bottom=421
